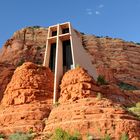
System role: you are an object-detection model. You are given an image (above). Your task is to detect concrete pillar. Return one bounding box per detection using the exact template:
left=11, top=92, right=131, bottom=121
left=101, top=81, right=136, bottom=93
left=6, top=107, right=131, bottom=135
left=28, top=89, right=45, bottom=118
left=53, top=24, right=63, bottom=104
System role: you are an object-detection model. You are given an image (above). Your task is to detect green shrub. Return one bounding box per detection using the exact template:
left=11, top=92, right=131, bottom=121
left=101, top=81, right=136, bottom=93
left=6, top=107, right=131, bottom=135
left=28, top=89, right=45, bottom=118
left=128, top=102, right=140, bottom=117
left=86, top=133, right=94, bottom=140
left=53, top=102, right=60, bottom=107
left=96, top=36, right=101, bottom=38
left=102, top=134, right=111, bottom=140
left=97, top=75, right=107, bottom=85
left=17, top=59, right=25, bottom=67
left=75, top=64, right=81, bottom=68
left=120, top=133, right=129, bottom=140
left=0, top=134, right=5, bottom=138
left=118, top=82, right=138, bottom=90
left=28, top=128, right=33, bottom=134
left=80, top=32, right=85, bottom=35
left=52, top=128, right=81, bottom=140
left=8, top=132, right=34, bottom=140
left=136, top=42, right=140, bottom=45
left=32, top=26, right=41, bottom=29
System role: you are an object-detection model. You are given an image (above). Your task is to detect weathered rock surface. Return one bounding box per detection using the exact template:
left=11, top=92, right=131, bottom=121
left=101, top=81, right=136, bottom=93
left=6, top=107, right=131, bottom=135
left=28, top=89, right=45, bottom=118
left=44, top=68, right=140, bottom=140
left=0, top=26, right=140, bottom=139
left=0, top=62, right=54, bottom=134
left=59, top=67, right=97, bottom=103
left=82, top=35, right=140, bottom=88
left=0, top=27, right=48, bottom=99
left=59, top=67, right=140, bottom=107
left=0, top=63, right=15, bottom=101
left=0, top=27, right=140, bottom=101
left=0, top=27, right=47, bottom=65
left=44, top=98, right=140, bottom=140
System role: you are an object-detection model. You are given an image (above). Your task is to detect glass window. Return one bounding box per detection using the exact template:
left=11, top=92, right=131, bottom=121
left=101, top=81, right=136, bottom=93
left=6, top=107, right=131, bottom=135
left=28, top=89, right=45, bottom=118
left=49, top=43, right=56, bottom=72
left=62, top=28, right=69, bottom=34
left=63, top=40, right=73, bottom=73
left=52, top=31, right=57, bottom=36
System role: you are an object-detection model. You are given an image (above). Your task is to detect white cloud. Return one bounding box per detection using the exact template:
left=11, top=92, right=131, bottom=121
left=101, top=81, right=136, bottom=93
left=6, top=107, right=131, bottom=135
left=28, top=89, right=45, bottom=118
left=98, top=4, right=104, bottom=8
left=87, top=11, right=93, bottom=15
left=86, top=8, right=93, bottom=15
left=95, top=11, right=100, bottom=15
left=86, top=7, right=102, bottom=16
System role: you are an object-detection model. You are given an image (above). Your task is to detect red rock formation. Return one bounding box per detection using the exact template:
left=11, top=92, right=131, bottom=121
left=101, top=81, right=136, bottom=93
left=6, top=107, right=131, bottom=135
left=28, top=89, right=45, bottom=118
left=59, top=67, right=140, bottom=106
left=82, top=35, right=140, bottom=88
left=99, top=84, right=140, bottom=107
left=0, top=27, right=48, bottom=99
left=0, top=27, right=140, bottom=101
left=0, top=27, right=48, bottom=65
left=0, top=27, right=140, bottom=139
left=44, top=68, right=140, bottom=140
left=0, top=62, right=54, bottom=134
left=44, top=98, right=140, bottom=140
left=0, top=63, right=15, bottom=101
left=59, top=67, right=98, bottom=103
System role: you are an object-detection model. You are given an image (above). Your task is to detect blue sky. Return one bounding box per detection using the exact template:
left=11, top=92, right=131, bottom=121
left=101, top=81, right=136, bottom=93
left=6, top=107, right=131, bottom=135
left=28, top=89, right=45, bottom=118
left=0, top=0, right=140, bottom=48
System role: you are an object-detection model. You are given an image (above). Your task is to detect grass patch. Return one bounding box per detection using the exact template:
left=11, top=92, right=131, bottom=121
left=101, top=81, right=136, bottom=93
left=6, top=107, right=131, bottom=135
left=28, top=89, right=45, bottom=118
left=0, top=134, right=5, bottom=138
left=51, top=128, right=81, bottom=140
left=86, top=133, right=94, bottom=140
left=120, top=132, right=129, bottom=140
left=8, top=132, right=35, bottom=140
left=102, top=134, right=111, bottom=140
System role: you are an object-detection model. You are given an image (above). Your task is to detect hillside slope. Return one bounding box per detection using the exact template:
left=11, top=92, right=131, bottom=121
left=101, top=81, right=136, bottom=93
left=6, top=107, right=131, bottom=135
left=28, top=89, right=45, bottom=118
left=0, top=27, right=139, bottom=100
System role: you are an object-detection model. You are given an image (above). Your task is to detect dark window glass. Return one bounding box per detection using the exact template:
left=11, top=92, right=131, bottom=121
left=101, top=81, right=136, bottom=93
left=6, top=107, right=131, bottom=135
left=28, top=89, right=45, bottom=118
left=62, top=40, right=73, bottom=72
left=52, top=31, right=57, bottom=36
left=62, top=28, right=69, bottom=34
left=49, top=43, right=56, bottom=72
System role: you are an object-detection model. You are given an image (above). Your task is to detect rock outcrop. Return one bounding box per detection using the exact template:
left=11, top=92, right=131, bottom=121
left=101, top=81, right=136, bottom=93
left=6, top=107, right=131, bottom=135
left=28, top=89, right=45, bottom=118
left=59, top=67, right=98, bottom=103
left=0, top=63, right=15, bottom=101
left=82, top=35, right=140, bottom=88
left=44, top=68, right=140, bottom=140
left=0, top=27, right=48, bottom=101
left=0, top=26, right=140, bottom=139
left=0, top=27, right=140, bottom=101
left=59, top=67, right=140, bottom=107
left=0, top=62, right=54, bottom=134
left=0, top=27, right=48, bottom=65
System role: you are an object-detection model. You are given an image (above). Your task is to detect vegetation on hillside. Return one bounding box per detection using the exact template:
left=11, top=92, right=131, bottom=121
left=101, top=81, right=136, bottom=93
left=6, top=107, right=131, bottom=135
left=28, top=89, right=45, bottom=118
left=127, top=102, right=140, bottom=118
left=118, top=82, right=138, bottom=90
left=97, top=75, right=108, bottom=85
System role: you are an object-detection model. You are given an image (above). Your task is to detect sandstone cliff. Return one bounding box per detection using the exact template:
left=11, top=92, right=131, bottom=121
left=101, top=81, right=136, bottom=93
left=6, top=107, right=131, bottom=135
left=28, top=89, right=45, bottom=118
left=82, top=35, right=140, bottom=88
left=0, top=27, right=47, bottom=100
left=0, top=62, right=53, bottom=134
left=0, top=63, right=139, bottom=139
left=0, top=26, right=140, bottom=139
left=0, top=27, right=140, bottom=100
left=44, top=67, right=140, bottom=140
